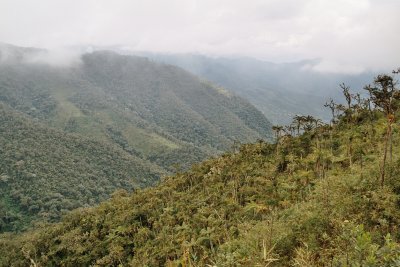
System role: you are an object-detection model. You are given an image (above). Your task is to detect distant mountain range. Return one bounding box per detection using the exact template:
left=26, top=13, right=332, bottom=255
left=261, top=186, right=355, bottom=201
left=131, top=52, right=375, bottom=124
left=0, top=44, right=272, bottom=231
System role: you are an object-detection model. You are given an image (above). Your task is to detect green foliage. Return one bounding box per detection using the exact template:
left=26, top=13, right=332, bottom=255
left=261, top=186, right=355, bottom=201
left=2, top=71, right=400, bottom=265
left=143, top=53, right=373, bottom=124
left=0, top=48, right=272, bottom=172
left=0, top=105, right=164, bottom=232
left=0, top=46, right=273, bottom=232
left=0, top=48, right=399, bottom=266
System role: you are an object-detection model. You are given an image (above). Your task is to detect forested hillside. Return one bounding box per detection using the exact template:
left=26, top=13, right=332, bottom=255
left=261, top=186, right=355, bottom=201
left=2, top=72, right=400, bottom=266
left=0, top=44, right=272, bottom=232
left=0, top=104, right=164, bottom=232
left=0, top=45, right=272, bottom=172
left=139, top=53, right=373, bottom=124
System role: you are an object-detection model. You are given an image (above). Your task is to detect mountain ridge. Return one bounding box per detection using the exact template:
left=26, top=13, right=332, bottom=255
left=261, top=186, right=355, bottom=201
left=133, top=52, right=375, bottom=124
left=0, top=44, right=273, bottom=232
left=0, top=45, right=273, bottom=170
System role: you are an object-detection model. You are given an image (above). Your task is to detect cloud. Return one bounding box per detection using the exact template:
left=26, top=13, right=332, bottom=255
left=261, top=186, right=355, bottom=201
left=0, top=43, right=81, bottom=66
left=23, top=49, right=82, bottom=66
left=0, top=0, right=398, bottom=72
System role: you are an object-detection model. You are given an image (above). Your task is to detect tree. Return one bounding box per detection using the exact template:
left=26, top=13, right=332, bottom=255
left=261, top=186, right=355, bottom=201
left=292, top=115, right=306, bottom=135
left=364, top=74, right=400, bottom=185
left=272, top=125, right=284, bottom=156
left=324, top=98, right=337, bottom=125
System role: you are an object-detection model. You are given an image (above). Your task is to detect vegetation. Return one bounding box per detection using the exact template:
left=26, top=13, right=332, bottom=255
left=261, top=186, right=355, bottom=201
left=0, top=45, right=272, bottom=232
left=1, top=71, right=400, bottom=266
left=0, top=46, right=272, bottom=173
left=0, top=104, right=163, bottom=232
left=141, top=53, right=373, bottom=124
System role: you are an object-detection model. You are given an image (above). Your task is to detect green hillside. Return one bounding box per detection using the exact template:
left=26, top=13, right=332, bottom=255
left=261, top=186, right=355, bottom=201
left=0, top=45, right=272, bottom=233
left=2, top=72, right=400, bottom=266
left=140, top=53, right=373, bottom=124
left=0, top=46, right=272, bottom=172
left=0, top=104, right=164, bottom=232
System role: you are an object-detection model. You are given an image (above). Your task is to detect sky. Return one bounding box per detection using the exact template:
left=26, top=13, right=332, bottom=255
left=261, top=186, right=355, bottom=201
left=0, top=0, right=399, bottom=73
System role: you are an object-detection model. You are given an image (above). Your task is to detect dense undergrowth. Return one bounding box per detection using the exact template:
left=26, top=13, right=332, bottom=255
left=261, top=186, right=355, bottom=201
left=1, top=73, right=400, bottom=266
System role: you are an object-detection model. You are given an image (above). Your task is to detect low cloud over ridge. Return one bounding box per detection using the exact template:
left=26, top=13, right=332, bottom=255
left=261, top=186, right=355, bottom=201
left=0, top=0, right=399, bottom=73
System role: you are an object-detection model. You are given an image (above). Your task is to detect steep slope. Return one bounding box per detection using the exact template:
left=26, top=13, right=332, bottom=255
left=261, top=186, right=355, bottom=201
left=0, top=46, right=273, bottom=172
left=80, top=52, right=272, bottom=149
left=0, top=104, right=164, bottom=232
left=0, top=45, right=272, bottom=233
left=2, top=74, right=400, bottom=266
left=139, top=53, right=373, bottom=124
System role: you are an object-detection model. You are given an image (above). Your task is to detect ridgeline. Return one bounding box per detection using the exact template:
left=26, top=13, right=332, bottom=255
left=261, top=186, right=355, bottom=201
left=0, top=44, right=272, bottom=233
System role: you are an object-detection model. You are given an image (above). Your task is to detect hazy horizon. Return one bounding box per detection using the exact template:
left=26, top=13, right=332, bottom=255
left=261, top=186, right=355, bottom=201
left=1, top=0, right=399, bottom=73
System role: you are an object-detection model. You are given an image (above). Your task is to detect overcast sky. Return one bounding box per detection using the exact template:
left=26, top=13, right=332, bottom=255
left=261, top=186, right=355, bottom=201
left=0, top=0, right=399, bottom=72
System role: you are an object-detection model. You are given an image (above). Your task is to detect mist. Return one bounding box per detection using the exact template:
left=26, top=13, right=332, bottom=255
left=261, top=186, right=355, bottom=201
left=0, top=0, right=399, bottom=73
left=23, top=49, right=82, bottom=67
left=0, top=43, right=83, bottom=67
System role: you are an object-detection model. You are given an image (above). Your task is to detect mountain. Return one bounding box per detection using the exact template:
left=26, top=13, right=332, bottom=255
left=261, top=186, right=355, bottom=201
left=0, top=44, right=272, bottom=231
left=0, top=46, right=272, bottom=171
left=135, top=53, right=374, bottom=124
left=2, top=72, right=399, bottom=266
